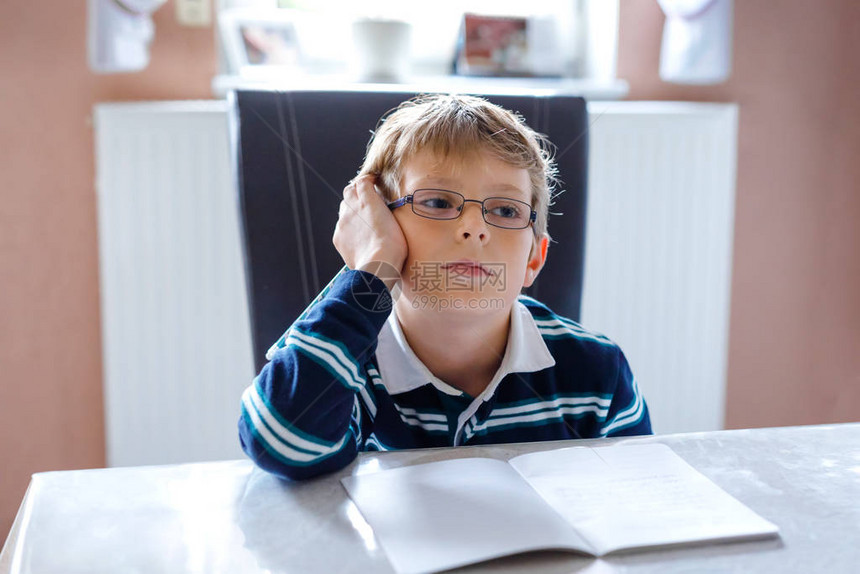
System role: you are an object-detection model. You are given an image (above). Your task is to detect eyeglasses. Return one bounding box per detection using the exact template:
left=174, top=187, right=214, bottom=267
left=387, top=189, right=536, bottom=230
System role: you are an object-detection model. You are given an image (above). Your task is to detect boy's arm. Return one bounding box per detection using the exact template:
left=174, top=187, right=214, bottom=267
left=240, top=174, right=405, bottom=479
left=600, top=350, right=653, bottom=437
left=238, top=269, right=392, bottom=480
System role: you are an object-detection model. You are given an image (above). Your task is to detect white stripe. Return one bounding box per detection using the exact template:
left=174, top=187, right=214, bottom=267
left=358, top=384, right=377, bottom=419
left=368, top=371, right=384, bottom=389
left=491, top=396, right=611, bottom=418
left=393, top=405, right=448, bottom=432
left=535, top=319, right=613, bottom=344
left=554, top=315, right=594, bottom=330
left=367, top=368, right=384, bottom=389
left=352, top=395, right=361, bottom=425
left=265, top=333, right=287, bottom=361
left=349, top=367, right=376, bottom=419
left=364, top=434, right=389, bottom=451
left=602, top=398, right=643, bottom=435
left=473, top=404, right=608, bottom=433
left=287, top=332, right=375, bottom=417
left=351, top=396, right=362, bottom=447
left=533, top=315, right=601, bottom=333
left=537, top=327, right=612, bottom=345
left=397, top=417, right=449, bottom=432
left=242, top=387, right=348, bottom=462
left=612, top=378, right=644, bottom=424
left=244, top=385, right=336, bottom=454
left=394, top=405, right=447, bottom=422
left=601, top=379, right=645, bottom=436
left=286, top=335, right=363, bottom=392
left=534, top=318, right=613, bottom=344
left=461, top=415, right=480, bottom=443
left=291, top=330, right=365, bottom=389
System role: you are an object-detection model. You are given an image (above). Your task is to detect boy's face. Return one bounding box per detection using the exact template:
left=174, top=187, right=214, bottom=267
left=391, top=148, right=548, bottom=317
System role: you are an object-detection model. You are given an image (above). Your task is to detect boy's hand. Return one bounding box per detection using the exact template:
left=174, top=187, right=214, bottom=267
left=333, top=175, right=407, bottom=292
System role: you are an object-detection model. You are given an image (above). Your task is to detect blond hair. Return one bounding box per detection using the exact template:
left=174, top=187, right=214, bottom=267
left=357, top=94, right=558, bottom=238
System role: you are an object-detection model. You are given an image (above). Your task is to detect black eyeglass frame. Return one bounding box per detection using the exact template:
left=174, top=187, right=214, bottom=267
left=387, top=188, right=537, bottom=231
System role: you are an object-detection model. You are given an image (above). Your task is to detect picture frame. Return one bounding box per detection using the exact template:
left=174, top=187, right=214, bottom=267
left=218, top=8, right=302, bottom=76
left=453, top=13, right=564, bottom=78
left=454, top=13, right=529, bottom=77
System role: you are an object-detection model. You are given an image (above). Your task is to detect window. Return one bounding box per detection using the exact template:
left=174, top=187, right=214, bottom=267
left=215, top=0, right=620, bottom=86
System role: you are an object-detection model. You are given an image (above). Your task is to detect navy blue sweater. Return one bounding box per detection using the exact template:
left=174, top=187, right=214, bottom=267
left=239, top=270, right=651, bottom=480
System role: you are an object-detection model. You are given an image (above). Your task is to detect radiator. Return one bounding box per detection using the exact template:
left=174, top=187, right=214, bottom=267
left=94, top=101, right=255, bottom=467
left=581, top=102, right=738, bottom=434
left=95, top=100, right=737, bottom=467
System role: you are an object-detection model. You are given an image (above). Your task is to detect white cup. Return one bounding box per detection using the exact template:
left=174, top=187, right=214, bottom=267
left=351, top=18, right=412, bottom=83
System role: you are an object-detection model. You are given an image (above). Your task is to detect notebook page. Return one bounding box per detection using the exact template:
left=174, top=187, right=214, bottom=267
left=342, top=457, right=595, bottom=574
left=508, top=443, right=779, bottom=555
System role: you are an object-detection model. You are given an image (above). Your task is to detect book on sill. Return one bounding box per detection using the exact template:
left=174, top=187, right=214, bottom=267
left=341, top=443, right=779, bottom=574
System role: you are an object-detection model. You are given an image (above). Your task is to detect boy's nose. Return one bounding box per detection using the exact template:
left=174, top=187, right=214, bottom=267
left=456, top=202, right=489, bottom=243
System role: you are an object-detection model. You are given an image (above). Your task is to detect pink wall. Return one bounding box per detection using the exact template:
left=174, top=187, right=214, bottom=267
left=0, top=0, right=216, bottom=539
left=1, top=0, right=859, bottom=542
left=617, top=0, right=860, bottom=428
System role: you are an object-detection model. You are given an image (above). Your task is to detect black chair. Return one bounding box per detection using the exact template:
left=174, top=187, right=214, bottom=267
left=232, top=89, right=589, bottom=372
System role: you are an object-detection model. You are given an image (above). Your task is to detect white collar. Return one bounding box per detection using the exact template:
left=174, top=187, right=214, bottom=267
left=375, top=300, right=557, bottom=399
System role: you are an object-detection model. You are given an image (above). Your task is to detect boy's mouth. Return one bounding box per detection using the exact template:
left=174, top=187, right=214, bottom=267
left=442, top=260, right=493, bottom=277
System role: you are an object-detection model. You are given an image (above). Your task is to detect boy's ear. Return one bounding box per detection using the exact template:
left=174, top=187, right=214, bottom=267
left=523, top=235, right=549, bottom=288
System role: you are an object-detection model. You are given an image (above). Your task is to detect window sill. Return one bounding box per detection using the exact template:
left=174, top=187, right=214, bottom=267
left=211, top=74, right=629, bottom=101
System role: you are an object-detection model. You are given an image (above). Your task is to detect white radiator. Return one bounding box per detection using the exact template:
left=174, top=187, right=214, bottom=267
left=95, top=100, right=737, bottom=467
left=94, top=101, right=255, bottom=467
left=582, top=101, right=738, bottom=434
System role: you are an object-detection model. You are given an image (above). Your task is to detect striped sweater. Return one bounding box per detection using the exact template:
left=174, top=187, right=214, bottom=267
left=239, top=269, right=652, bottom=480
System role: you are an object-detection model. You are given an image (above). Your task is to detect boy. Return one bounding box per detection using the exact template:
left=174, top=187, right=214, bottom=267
left=239, top=94, right=651, bottom=480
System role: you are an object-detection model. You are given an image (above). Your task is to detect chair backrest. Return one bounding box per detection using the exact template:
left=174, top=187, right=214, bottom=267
left=233, top=89, right=589, bottom=372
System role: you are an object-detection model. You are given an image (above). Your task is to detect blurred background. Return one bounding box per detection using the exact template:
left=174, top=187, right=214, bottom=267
left=1, top=0, right=858, bottom=541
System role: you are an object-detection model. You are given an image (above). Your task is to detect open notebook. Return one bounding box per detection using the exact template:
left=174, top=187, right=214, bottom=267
left=342, top=443, right=779, bottom=574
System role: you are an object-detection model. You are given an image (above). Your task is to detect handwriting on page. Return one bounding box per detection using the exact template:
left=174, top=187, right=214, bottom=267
left=510, top=444, right=771, bottom=553
left=530, top=472, right=738, bottom=526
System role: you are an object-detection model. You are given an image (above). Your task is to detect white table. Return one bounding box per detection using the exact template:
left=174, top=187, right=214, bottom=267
left=3, top=424, right=859, bottom=573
